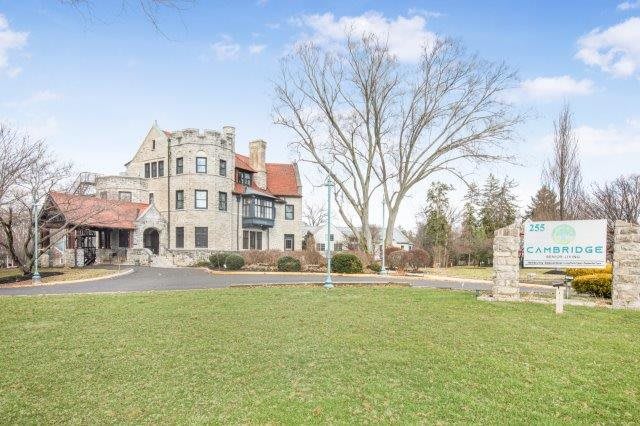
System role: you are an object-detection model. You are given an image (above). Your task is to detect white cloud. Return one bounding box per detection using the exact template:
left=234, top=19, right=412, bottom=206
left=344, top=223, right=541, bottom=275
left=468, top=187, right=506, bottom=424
left=6, top=66, right=21, bottom=78
left=211, top=35, right=240, bottom=61
left=541, top=122, right=640, bottom=157
left=407, top=8, right=443, bottom=19
left=3, top=90, right=62, bottom=108
left=290, top=11, right=437, bottom=62
left=518, top=75, right=595, bottom=100
left=0, top=13, right=28, bottom=73
left=575, top=124, right=640, bottom=156
left=256, top=0, right=268, bottom=6
left=617, top=1, right=640, bottom=10
left=249, top=44, right=267, bottom=54
left=576, top=17, right=640, bottom=77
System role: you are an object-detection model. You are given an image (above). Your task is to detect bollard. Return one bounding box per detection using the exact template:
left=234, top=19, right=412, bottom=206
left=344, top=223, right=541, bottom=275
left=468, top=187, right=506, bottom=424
left=552, top=282, right=564, bottom=314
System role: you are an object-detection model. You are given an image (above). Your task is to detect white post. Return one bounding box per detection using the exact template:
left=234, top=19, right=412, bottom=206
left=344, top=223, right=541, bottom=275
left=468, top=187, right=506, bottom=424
left=554, top=283, right=564, bottom=314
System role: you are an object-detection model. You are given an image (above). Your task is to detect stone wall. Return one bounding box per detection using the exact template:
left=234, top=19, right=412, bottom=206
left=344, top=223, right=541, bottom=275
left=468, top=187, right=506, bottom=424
left=492, top=222, right=521, bottom=300
left=126, top=248, right=153, bottom=266
left=612, top=220, right=640, bottom=309
left=64, top=249, right=84, bottom=267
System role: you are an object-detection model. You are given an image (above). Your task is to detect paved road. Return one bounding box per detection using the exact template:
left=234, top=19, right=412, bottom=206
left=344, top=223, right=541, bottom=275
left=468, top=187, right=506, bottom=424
left=0, top=267, right=553, bottom=296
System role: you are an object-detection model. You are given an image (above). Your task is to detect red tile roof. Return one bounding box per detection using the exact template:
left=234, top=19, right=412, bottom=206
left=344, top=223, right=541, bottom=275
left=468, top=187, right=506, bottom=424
left=232, top=182, right=275, bottom=197
left=48, top=192, right=148, bottom=230
left=234, top=154, right=255, bottom=172
left=266, top=163, right=301, bottom=197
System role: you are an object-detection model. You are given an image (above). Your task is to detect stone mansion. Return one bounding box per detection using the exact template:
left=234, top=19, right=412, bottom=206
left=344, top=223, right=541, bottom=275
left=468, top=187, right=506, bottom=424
left=42, top=123, right=302, bottom=267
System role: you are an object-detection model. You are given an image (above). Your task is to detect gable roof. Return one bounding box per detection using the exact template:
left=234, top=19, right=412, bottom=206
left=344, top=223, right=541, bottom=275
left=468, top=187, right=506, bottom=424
left=234, top=155, right=301, bottom=198
left=47, top=192, right=149, bottom=230
left=234, top=154, right=255, bottom=172
left=265, top=163, right=301, bottom=197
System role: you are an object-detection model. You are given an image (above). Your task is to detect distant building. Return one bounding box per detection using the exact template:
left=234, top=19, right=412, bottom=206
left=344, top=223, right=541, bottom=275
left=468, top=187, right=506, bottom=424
left=302, top=225, right=413, bottom=257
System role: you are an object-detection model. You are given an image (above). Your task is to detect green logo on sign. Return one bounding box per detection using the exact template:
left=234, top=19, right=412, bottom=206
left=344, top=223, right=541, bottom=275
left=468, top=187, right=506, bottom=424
left=552, top=224, right=576, bottom=245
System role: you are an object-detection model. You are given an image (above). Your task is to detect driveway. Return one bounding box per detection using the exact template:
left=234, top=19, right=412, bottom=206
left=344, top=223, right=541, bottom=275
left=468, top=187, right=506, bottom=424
left=0, top=267, right=552, bottom=296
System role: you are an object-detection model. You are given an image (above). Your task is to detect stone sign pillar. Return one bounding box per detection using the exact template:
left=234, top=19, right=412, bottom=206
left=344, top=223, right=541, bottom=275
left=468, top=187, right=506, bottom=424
left=492, top=222, right=522, bottom=300
left=612, top=220, right=640, bottom=309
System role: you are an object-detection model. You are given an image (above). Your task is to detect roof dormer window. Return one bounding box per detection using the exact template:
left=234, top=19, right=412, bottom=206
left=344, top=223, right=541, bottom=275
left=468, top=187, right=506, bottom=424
left=237, top=170, right=252, bottom=187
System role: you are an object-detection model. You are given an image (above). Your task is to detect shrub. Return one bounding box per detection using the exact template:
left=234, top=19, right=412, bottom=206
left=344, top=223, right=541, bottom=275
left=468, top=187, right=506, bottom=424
left=331, top=252, right=363, bottom=274
left=303, top=250, right=326, bottom=267
left=277, top=256, right=301, bottom=272
left=368, top=262, right=382, bottom=273
left=572, top=273, right=612, bottom=298
left=208, top=252, right=229, bottom=269
left=387, top=249, right=432, bottom=271
left=567, top=263, right=613, bottom=278
left=387, top=250, right=405, bottom=271
left=406, top=249, right=431, bottom=270
left=192, top=260, right=211, bottom=268
left=224, top=254, right=245, bottom=271
left=241, top=250, right=281, bottom=266
left=385, top=246, right=402, bottom=258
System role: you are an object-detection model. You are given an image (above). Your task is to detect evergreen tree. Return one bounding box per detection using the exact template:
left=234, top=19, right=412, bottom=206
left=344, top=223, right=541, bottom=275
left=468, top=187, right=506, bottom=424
left=526, top=185, right=559, bottom=221
left=479, top=174, right=518, bottom=237
left=418, top=182, right=454, bottom=266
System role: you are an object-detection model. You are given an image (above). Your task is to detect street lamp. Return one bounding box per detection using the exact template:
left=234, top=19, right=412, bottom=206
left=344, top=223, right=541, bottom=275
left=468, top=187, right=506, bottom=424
left=380, top=199, right=388, bottom=275
left=32, top=195, right=41, bottom=284
left=324, top=175, right=334, bottom=289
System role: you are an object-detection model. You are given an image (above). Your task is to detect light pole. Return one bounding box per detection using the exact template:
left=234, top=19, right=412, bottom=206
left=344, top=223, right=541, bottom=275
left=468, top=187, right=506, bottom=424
left=380, top=199, right=388, bottom=275
left=324, top=175, right=334, bottom=289
left=32, top=195, right=41, bottom=284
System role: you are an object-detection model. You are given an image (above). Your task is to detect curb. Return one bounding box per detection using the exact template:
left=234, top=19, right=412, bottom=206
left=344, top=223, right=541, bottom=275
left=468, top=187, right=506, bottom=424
left=0, top=268, right=135, bottom=289
left=228, top=281, right=412, bottom=288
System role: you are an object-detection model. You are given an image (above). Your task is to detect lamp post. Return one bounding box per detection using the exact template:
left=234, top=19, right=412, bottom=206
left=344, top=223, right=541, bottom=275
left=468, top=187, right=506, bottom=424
left=32, top=195, right=41, bottom=284
left=380, top=199, right=388, bottom=275
left=324, top=175, right=334, bottom=289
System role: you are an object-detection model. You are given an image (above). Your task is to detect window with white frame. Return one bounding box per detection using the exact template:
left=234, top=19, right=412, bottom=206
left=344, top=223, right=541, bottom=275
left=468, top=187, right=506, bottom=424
left=195, top=190, right=208, bottom=209
left=284, top=234, right=294, bottom=251
left=196, top=157, right=207, bottom=173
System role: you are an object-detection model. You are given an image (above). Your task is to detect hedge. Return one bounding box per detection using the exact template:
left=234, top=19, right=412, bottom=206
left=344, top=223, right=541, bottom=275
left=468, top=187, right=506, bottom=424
left=277, top=256, right=302, bottom=272
left=331, top=252, right=363, bottom=274
left=367, top=262, right=382, bottom=273
left=209, top=252, right=229, bottom=269
left=387, top=249, right=431, bottom=271
left=572, top=273, right=612, bottom=298
left=567, top=263, right=613, bottom=277
left=225, top=254, right=245, bottom=271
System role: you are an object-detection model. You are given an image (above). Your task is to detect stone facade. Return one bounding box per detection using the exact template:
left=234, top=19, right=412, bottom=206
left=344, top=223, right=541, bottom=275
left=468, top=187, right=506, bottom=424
left=612, top=220, right=640, bottom=309
left=89, top=123, right=302, bottom=260
left=492, top=222, right=521, bottom=300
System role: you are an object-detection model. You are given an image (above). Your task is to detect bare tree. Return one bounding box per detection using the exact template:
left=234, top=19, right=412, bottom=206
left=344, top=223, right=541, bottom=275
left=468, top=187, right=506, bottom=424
left=0, top=125, right=113, bottom=274
left=585, top=175, right=640, bottom=224
left=275, top=33, right=520, bottom=250
left=542, top=103, right=584, bottom=220
left=59, top=0, right=194, bottom=37
left=302, top=202, right=327, bottom=227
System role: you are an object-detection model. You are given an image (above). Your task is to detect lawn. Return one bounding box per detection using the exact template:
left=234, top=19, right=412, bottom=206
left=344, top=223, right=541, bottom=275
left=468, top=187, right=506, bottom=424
left=420, top=266, right=562, bottom=284
left=0, top=267, right=118, bottom=286
left=1, top=287, right=639, bottom=423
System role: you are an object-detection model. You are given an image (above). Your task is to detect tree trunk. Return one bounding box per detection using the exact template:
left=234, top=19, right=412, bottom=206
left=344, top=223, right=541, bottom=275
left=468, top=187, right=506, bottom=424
left=384, top=204, right=400, bottom=251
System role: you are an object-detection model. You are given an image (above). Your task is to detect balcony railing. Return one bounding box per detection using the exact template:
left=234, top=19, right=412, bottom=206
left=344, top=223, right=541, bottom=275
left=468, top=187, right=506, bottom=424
left=242, top=199, right=275, bottom=228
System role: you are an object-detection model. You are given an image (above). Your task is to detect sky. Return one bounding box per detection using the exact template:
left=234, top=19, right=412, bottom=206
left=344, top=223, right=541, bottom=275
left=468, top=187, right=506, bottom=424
left=0, top=0, right=639, bottom=231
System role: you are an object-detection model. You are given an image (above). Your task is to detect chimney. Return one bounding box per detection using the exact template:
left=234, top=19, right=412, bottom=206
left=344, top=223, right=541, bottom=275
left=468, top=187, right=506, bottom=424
left=249, top=139, right=267, bottom=190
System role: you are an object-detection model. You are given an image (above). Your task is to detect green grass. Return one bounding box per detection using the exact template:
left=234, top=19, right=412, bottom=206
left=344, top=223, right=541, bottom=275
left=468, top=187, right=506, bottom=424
left=0, top=267, right=118, bottom=285
left=420, top=266, right=561, bottom=283
left=1, top=287, right=639, bottom=423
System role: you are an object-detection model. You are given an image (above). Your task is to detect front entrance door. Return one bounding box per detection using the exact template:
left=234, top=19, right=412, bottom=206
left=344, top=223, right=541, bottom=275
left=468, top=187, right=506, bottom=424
left=143, top=228, right=160, bottom=254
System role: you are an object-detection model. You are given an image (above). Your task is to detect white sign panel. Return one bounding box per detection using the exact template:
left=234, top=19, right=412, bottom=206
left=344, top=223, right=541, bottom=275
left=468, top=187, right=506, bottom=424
left=523, top=219, right=607, bottom=268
